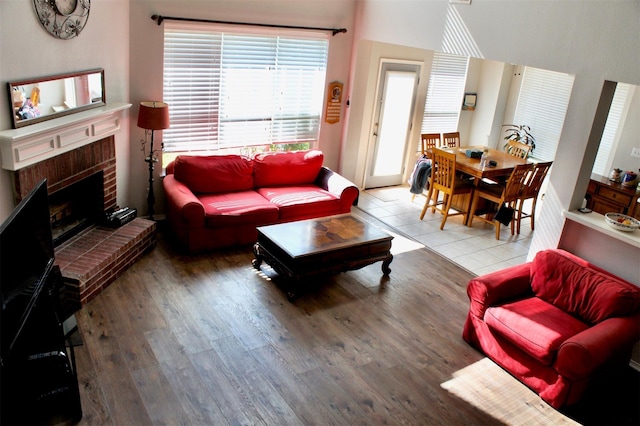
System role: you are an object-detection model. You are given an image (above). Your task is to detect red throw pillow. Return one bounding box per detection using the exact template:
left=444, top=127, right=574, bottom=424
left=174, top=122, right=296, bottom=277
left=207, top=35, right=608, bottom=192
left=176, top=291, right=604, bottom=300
left=253, top=150, right=324, bottom=188
left=173, top=155, right=254, bottom=194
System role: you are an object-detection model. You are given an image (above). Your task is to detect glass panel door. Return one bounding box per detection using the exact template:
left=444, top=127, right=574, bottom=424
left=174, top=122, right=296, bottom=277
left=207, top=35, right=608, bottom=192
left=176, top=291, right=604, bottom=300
left=365, top=63, right=419, bottom=188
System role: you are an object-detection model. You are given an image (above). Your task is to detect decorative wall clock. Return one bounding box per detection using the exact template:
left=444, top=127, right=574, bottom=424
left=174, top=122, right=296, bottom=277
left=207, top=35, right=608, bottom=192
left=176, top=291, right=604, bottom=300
left=33, top=0, right=90, bottom=40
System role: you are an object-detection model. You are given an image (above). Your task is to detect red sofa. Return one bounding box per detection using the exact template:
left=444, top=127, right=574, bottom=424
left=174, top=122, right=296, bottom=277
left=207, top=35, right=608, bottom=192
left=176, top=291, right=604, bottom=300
left=162, top=150, right=359, bottom=253
left=462, top=249, right=640, bottom=408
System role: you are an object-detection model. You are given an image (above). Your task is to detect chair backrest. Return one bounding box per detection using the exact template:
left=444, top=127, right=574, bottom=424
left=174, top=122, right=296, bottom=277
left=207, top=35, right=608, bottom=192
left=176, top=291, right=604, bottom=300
left=430, top=148, right=457, bottom=194
left=521, top=161, right=553, bottom=200
left=505, top=140, right=531, bottom=159
left=420, top=133, right=441, bottom=153
left=503, top=163, right=535, bottom=203
left=442, top=132, right=460, bottom=148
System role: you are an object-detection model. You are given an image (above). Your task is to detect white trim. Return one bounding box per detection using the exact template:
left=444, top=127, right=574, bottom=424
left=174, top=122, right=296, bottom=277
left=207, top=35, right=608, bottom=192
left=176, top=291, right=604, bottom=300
left=0, top=102, right=131, bottom=171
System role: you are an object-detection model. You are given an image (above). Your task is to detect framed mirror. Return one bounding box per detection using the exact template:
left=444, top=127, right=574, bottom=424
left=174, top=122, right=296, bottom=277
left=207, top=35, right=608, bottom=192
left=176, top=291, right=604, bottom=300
left=7, top=69, right=105, bottom=129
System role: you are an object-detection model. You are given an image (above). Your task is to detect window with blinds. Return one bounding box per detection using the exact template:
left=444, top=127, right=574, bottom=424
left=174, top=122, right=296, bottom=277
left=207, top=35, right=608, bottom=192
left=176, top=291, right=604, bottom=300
left=420, top=52, right=469, bottom=136
left=513, top=67, right=575, bottom=161
left=592, top=83, right=632, bottom=176
left=162, top=22, right=329, bottom=153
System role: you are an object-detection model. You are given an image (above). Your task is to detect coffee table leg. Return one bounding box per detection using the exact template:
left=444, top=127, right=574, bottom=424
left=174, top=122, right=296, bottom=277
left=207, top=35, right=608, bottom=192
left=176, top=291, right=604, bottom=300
left=285, top=285, right=298, bottom=301
left=252, top=242, right=299, bottom=300
left=278, top=273, right=300, bottom=301
left=382, top=253, right=393, bottom=275
left=252, top=242, right=263, bottom=269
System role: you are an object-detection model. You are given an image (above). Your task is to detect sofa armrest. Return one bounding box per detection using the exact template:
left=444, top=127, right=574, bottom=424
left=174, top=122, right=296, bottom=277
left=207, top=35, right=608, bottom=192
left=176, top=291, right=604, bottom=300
left=316, top=166, right=360, bottom=206
left=555, top=312, right=640, bottom=380
left=163, top=175, right=205, bottom=227
left=466, top=262, right=532, bottom=319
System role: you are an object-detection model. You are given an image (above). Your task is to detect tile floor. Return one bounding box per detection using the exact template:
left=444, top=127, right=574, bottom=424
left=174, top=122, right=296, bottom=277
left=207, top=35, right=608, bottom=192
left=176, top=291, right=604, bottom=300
left=356, top=185, right=538, bottom=277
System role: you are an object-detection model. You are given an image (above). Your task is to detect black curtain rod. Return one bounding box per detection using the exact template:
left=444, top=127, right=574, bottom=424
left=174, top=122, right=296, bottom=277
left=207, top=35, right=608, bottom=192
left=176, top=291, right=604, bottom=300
left=151, top=15, right=347, bottom=36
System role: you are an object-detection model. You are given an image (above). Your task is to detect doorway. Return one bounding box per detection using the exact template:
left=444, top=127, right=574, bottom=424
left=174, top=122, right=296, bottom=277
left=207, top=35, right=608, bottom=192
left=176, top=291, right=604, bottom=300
left=365, top=62, right=420, bottom=189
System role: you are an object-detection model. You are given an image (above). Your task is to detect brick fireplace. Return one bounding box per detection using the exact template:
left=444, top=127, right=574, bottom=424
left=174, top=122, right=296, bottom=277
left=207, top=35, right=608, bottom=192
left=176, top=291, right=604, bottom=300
left=11, top=136, right=117, bottom=207
left=3, top=105, right=156, bottom=306
left=13, top=135, right=155, bottom=305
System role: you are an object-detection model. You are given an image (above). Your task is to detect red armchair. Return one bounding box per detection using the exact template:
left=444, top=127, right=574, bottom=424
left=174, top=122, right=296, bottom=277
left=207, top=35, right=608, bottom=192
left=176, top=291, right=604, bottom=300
left=463, top=249, right=640, bottom=408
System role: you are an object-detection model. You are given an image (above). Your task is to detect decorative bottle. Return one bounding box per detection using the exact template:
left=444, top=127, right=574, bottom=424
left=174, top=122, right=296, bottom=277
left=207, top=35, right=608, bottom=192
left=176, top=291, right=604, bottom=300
left=480, top=148, right=489, bottom=170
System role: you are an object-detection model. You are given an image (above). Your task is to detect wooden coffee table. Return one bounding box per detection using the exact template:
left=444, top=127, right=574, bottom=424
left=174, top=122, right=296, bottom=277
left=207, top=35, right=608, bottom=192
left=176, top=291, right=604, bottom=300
left=252, top=214, right=393, bottom=299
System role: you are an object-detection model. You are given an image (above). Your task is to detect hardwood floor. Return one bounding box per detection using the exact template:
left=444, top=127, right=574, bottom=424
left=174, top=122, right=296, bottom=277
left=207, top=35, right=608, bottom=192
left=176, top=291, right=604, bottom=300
left=65, top=214, right=636, bottom=425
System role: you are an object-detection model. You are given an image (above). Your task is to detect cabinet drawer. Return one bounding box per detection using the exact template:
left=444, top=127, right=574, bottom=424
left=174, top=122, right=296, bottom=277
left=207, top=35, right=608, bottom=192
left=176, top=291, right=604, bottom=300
left=591, top=197, right=625, bottom=215
left=597, top=187, right=632, bottom=206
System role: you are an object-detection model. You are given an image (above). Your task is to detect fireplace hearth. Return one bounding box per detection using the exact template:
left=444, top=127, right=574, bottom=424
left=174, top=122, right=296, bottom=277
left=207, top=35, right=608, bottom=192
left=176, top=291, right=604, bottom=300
left=8, top=135, right=156, bottom=306
left=1, top=103, right=146, bottom=305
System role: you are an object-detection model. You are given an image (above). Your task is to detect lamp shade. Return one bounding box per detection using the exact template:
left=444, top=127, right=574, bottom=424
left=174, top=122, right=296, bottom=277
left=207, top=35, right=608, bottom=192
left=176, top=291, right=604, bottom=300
left=137, top=101, right=169, bottom=130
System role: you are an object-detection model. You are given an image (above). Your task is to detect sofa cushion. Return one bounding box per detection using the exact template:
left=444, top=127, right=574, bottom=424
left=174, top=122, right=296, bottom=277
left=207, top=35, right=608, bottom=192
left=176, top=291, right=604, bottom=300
left=531, top=249, right=640, bottom=324
left=199, top=191, right=279, bottom=228
left=485, top=297, right=589, bottom=366
left=257, top=186, right=343, bottom=220
left=253, top=150, right=324, bottom=188
left=174, top=155, right=254, bottom=194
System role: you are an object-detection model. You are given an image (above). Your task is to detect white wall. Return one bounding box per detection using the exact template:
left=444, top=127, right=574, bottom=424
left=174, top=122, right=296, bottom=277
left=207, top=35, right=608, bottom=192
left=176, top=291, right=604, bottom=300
left=0, top=0, right=356, bottom=221
left=611, top=86, right=640, bottom=176
left=341, top=40, right=433, bottom=187
left=128, top=0, right=356, bottom=216
left=345, top=0, right=639, bottom=281
left=0, top=0, right=130, bottom=222
left=1, top=0, right=638, bottom=281
left=462, top=58, right=511, bottom=149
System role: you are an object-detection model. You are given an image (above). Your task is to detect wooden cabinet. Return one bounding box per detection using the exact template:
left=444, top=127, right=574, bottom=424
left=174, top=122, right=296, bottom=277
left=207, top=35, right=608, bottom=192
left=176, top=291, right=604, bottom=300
left=586, top=174, right=640, bottom=217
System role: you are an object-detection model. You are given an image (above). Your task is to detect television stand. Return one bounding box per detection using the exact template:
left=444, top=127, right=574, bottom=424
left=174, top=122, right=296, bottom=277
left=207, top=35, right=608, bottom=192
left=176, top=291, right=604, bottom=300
left=1, top=266, right=82, bottom=424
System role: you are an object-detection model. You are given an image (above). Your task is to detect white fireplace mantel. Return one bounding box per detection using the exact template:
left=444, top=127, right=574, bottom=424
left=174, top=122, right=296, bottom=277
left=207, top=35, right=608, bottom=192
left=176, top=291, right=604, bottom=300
left=0, top=102, right=132, bottom=171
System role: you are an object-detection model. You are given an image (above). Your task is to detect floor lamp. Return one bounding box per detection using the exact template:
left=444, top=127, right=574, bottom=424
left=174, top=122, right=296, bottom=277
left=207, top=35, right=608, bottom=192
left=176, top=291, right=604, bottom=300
left=137, top=101, right=169, bottom=220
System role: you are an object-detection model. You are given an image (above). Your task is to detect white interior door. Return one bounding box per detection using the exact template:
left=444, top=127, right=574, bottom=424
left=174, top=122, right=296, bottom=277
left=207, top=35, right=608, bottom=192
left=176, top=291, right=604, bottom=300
left=365, top=62, right=420, bottom=189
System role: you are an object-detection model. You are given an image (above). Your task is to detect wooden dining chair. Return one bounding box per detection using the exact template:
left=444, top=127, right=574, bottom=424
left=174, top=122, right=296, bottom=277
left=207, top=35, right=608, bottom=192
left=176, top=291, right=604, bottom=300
left=420, top=133, right=441, bottom=153
left=420, top=148, right=474, bottom=230
left=469, top=163, right=534, bottom=239
left=505, top=140, right=531, bottom=159
left=410, top=133, right=441, bottom=202
left=442, top=132, right=461, bottom=148
left=516, top=161, right=553, bottom=234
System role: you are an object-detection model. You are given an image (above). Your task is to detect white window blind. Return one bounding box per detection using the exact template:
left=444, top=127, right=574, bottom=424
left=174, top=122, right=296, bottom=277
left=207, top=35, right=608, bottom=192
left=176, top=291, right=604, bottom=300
left=162, top=23, right=328, bottom=152
left=420, top=52, right=469, bottom=135
left=592, top=83, right=631, bottom=176
left=513, top=67, right=574, bottom=161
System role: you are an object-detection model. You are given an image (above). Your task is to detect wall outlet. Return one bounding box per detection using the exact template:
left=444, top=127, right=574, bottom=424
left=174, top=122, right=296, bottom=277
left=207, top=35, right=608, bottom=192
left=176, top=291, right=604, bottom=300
left=631, top=147, right=640, bottom=158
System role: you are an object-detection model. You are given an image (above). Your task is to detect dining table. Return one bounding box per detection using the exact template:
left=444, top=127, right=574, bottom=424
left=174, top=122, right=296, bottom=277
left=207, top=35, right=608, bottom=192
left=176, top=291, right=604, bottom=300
left=427, top=145, right=532, bottom=225
left=446, top=145, right=530, bottom=179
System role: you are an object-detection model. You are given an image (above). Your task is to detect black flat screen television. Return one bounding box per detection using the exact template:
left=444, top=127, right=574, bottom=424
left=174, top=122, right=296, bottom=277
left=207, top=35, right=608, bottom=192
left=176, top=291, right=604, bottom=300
left=1, top=179, right=55, bottom=355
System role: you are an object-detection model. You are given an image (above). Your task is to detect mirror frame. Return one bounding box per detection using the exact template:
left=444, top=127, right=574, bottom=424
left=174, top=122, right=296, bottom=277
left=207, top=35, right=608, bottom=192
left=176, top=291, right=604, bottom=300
left=7, top=68, right=106, bottom=129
